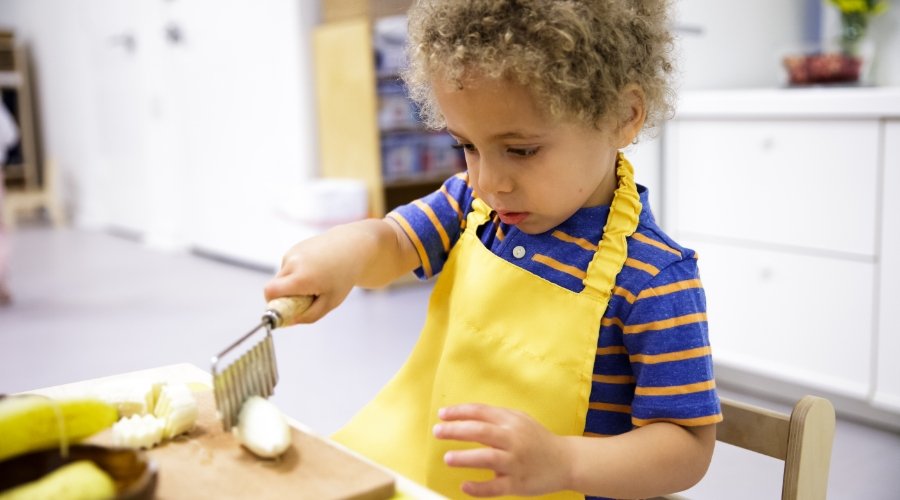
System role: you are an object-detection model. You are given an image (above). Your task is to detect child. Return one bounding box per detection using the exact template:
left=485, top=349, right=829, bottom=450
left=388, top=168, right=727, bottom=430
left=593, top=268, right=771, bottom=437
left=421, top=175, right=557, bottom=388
left=265, top=0, right=721, bottom=498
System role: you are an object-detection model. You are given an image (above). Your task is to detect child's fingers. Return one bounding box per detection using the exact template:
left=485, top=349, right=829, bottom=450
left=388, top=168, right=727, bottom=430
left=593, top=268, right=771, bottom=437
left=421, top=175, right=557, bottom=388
left=263, top=268, right=322, bottom=301
left=438, top=403, right=514, bottom=425
left=443, top=447, right=510, bottom=474
left=263, top=275, right=333, bottom=324
left=433, top=419, right=511, bottom=450
left=461, top=477, right=512, bottom=498
left=294, top=297, right=329, bottom=324
left=263, top=277, right=291, bottom=302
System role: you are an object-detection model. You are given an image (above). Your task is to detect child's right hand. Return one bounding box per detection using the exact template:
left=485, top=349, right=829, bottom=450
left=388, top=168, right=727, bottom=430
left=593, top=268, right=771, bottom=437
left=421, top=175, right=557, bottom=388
left=263, top=219, right=420, bottom=324
left=263, top=231, right=361, bottom=324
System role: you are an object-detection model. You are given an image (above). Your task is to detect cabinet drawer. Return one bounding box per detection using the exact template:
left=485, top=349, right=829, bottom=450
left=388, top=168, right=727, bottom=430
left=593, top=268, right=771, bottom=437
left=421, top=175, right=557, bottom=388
left=669, top=120, right=880, bottom=256
left=688, top=239, right=874, bottom=398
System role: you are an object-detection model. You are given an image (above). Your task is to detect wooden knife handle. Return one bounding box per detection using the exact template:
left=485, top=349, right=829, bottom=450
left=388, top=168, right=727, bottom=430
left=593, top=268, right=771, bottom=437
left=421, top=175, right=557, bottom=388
left=265, top=295, right=314, bottom=329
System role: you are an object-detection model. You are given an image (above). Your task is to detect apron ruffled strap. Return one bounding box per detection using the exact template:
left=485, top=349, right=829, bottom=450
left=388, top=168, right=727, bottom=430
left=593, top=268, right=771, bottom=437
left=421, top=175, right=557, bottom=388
left=466, top=197, right=494, bottom=231
left=582, top=152, right=642, bottom=301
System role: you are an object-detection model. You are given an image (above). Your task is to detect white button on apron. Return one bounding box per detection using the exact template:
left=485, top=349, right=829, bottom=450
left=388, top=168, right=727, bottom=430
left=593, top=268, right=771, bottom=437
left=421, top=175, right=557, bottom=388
left=512, top=246, right=526, bottom=259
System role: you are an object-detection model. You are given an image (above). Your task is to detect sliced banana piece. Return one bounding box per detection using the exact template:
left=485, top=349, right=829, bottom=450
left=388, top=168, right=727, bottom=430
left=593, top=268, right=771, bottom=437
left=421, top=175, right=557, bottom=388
left=111, top=414, right=165, bottom=449
left=110, top=381, right=198, bottom=449
left=153, top=383, right=198, bottom=439
left=92, top=380, right=163, bottom=418
left=233, top=396, right=291, bottom=458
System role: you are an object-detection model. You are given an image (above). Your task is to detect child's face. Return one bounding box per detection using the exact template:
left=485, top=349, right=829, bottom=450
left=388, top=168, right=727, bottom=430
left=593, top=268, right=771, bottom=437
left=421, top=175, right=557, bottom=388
left=433, top=76, right=627, bottom=235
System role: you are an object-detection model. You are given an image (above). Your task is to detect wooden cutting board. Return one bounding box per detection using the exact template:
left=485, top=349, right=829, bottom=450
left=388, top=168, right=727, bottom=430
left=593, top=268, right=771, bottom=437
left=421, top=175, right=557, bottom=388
left=93, top=391, right=395, bottom=500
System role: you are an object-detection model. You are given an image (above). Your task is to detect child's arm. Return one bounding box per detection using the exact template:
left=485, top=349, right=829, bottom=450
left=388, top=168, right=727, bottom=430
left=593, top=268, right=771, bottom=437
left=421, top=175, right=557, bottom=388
left=434, top=403, right=715, bottom=498
left=264, top=218, right=420, bottom=322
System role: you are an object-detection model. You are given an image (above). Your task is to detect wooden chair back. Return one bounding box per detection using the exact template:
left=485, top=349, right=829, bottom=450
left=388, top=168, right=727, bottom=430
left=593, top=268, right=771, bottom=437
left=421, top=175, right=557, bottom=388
left=655, top=395, right=836, bottom=500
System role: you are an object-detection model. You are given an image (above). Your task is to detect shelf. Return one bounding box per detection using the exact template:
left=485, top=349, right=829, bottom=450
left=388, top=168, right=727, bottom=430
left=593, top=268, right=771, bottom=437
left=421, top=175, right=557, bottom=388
left=377, top=73, right=403, bottom=83
left=0, top=71, right=22, bottom=87
left=380, top=126, right=430, bottom=136
left=382, top=170, right=462, bottom=188
left=314, top=4, right=461, bottom=218
left=383, top=178, right=447, bottom=213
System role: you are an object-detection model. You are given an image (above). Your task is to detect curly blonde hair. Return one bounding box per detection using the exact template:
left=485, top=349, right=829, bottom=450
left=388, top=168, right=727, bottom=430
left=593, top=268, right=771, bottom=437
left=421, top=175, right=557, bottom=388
left=402, top=0, right=675, bottom=135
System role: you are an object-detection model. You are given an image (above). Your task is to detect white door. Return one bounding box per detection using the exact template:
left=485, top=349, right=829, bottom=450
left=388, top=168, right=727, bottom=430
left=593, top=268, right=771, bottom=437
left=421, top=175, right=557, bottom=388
left=82, top=0, right=317, bottom=262
left=82, top=0, right=153, bottom=237
left=169, top=0, right=317, bottom=268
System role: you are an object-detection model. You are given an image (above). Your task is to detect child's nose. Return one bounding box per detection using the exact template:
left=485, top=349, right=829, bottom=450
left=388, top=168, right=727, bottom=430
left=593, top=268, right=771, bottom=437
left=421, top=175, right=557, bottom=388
left=476, top=161, right=514, bottom=195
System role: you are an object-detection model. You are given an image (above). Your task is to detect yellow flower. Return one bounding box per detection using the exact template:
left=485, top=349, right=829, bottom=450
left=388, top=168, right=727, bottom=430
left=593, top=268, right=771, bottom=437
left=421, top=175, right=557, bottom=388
left=827, top=0, right=889, bottom=15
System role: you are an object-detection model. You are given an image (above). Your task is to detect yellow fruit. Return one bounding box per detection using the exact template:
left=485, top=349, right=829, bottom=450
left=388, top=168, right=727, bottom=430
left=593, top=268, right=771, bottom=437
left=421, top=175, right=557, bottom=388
left=153, top=383, right=198, bottom=439
left=111, top=414, right=165, bottom=449
left=0, top=395, right=118, bottom=462
left=0, top=460, right=116, bottom=500
left=233, top=396, right=291, bottom=458
left=109, top=382, right=198, bottom=449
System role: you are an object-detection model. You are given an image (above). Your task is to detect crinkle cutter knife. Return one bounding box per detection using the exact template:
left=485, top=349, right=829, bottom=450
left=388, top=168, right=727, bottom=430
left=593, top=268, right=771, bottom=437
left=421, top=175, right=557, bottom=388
left=210, top=296, right=312, bottom=431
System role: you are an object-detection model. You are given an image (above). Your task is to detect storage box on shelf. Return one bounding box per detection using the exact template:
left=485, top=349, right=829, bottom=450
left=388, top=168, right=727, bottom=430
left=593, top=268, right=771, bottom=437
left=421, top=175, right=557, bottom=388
left=314, top=0, right=464, bottom=218
left=662, top=87, right=900, bottom=428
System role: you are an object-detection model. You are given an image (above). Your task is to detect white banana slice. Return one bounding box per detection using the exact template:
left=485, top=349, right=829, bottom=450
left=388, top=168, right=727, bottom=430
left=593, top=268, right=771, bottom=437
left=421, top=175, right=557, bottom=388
left=153, top=382, right=199, bottom=439
left=94, top=380, right=160, bottom=418
left=109, top=381, right=198, bottom=449
left=111, top=414, right=165, bottom=449
left=233, top=396, right=291, bottom=458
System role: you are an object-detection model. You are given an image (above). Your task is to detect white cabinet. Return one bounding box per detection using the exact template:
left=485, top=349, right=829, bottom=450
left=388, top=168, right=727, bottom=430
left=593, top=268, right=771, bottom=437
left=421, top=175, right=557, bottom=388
left=689, top=241, right=875, bottom=398
left=668, top=120, right=879, bottom=256
left=663, top=88, right=900, bottom=424
left=874, top=120, right=900, bottom=413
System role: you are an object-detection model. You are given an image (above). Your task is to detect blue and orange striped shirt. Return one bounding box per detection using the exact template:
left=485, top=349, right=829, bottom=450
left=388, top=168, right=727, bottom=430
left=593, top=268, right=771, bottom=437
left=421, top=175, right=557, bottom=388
left=388, top=172, right=723, bottom=437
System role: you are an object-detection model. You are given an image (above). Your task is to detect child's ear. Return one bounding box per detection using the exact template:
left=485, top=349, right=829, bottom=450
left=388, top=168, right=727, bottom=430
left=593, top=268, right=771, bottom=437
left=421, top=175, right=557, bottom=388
left=615, top=84, right=647, bottom=148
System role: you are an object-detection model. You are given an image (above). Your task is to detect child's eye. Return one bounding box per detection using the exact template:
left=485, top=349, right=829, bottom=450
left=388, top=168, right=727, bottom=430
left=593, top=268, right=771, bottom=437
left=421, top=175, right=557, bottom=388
left=507, top=147, right=539, bottom=157
left=451, top=143, right=478, bottom=153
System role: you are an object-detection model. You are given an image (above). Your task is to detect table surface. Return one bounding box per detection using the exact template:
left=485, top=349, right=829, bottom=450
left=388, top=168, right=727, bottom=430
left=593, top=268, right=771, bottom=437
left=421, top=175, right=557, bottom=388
left=25, top=363, right=445, bottom=500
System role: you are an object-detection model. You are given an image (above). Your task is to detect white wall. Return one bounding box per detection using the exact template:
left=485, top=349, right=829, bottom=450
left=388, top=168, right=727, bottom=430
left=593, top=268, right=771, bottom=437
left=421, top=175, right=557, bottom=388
left=674, top=0, right=900, bottom=89
left=0, top=0, right=321, bottom=267
left=673, top=0, right=811, bottom=89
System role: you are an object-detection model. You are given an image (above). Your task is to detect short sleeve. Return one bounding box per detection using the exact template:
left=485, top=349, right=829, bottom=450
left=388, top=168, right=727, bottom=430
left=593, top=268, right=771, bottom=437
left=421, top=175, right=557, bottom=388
left=386, top=173, right=473, bottom=279
left=622, top=258, right=723, bottom=427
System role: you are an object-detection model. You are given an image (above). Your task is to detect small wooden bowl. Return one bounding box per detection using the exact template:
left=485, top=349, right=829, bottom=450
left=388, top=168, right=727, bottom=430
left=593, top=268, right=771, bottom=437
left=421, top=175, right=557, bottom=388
left=0, top=444, right=157, bottom=499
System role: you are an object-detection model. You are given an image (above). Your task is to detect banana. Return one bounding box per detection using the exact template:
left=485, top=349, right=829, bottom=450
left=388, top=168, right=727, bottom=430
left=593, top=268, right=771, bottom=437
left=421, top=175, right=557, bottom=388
left=153, top=382, right=198, bottom=439
left=111, top=414, right=166, bottom=449
left=110, top=381, right=198, bottom=449
left=0, top=395, right=118, bottom=462
left=0, top=460, right=116, bottom=500
left=93, top=380, right=164, bottom=418
left=233, top=396, right=291, bottom=458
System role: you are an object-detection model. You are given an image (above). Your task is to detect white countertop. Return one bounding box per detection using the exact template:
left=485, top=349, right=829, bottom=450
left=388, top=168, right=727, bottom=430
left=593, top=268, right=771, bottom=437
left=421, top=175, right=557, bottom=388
left=676, top=86, right=900, bottom=119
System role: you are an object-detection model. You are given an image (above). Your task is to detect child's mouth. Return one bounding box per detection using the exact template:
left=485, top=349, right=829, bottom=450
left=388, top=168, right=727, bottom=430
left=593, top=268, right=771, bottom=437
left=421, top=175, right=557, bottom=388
left=497, top=211, right=529, bottom=225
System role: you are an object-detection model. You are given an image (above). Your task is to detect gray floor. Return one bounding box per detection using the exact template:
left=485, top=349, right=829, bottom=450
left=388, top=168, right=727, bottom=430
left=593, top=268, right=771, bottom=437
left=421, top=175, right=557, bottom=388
left=2, top=226, right=899, bottom=499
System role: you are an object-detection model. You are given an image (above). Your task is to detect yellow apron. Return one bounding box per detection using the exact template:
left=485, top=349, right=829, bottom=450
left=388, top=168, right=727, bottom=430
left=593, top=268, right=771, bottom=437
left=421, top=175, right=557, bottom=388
left=333, top=154, right=641, bottom=499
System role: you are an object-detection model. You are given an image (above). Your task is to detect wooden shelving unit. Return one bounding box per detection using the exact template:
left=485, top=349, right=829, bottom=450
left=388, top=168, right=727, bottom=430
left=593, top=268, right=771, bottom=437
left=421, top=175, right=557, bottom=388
left=0, top=32, right=38, bottom=192
left=0, top=31, right=62, bottom=227
left=313, top=0, right=465, bottom=217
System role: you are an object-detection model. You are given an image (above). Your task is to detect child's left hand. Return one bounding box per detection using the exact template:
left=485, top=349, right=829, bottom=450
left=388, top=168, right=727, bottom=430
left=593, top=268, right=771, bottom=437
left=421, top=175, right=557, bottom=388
left=433, top=403, right=572, bottom=497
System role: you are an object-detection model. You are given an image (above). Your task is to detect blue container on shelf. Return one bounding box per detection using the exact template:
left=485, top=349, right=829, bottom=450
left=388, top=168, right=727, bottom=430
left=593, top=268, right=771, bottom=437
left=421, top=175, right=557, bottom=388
left=374, top=15, right=407, bottom=79
left=425, top=133, right=466, bottom=177
left=381, top=133, right=425, bottom=181
left=377, top=79, right=420, bottom=131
